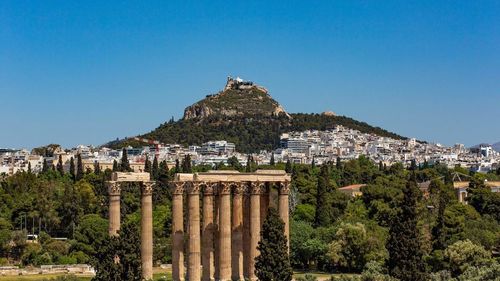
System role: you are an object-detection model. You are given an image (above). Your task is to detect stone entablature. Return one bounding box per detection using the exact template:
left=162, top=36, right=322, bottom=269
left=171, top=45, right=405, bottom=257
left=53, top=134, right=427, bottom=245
left=174, top=169, right=291, bottom=183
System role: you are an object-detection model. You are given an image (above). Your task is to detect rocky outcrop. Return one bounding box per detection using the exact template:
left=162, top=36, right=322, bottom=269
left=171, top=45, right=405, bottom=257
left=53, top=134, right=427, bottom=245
left=183, top=77, right=290, bottom=120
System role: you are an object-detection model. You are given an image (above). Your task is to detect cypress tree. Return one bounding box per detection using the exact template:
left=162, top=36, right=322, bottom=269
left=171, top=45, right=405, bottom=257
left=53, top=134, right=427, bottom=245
left=57, top=155, right=64, bottom=175
left=255, top=208, right=292, bottom=281
left=27, top=162, right=32, bottom=174
left=94, top=161, right=101, bottom=175
left=314, top=165, right=334, bottom=227
left=120, top=148, right=130, bottom=172
left=285, top=159, right=292, bottom=173
left=42, top=159, right=49, bottom=173
left=379, top=160, right=384, bottom=171
left=76, top=154, right=84, bottom=180
left=246, top=155, right=252, bottom=172
left=112, top=159, right=118, bottom=172
left=159, top=160, right=169, bottom=182
left=182, top=155, right=192, bottom=173
left=144, top=155, right=151, bottom=173
left=175, top=159, right=180, bottom=173
left=270, top=152, right=275, bottom=166
left=311, top=157, right=316, bottom=170
left=69, top=157, right=75, bottom=180
left=387, top=176, right=427, bottom=281
left=152, top=156, right=159, bottom=180
left=336, top=156, right=342, bottom=170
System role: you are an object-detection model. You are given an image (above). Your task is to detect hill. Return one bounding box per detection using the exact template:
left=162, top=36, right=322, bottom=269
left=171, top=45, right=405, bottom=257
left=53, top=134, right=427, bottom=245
left=493, top=142, right=500, bottom=152
left=108, top=78, right=405, bottom=153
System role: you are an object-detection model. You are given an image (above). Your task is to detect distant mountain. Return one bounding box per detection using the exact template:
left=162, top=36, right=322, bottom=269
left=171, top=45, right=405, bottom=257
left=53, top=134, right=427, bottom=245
left=107, top=78, right=406, bottom=153
left=493, top=142, right=500, bottom=152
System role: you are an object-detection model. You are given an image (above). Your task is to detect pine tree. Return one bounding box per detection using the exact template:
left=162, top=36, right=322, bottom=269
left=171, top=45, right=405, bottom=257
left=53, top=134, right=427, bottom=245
left=42, top=159, right=49, bottom=173
left=387, top=175, right=427, bottom=281
left=69, top=157, right=75, bottom=180
left=112, top=160, right=118, bottom=172
left=152, top=156, right=159, bottom=180
left=270, top=152, right=275, bottom=166
left=314, top=165, right=335, bottom=227
left=57, top=155, right=64, bottom=175
left=94, top=161, right=101, bottom=175
left=285, top=159, right=292, bottom=173
left=144, top=155, right=151, bottom=173
left=255, top=208, right=292, bottom=281
left=120, top=148, right=131, bottom=172
left=76, top=154, right=84, bottom=181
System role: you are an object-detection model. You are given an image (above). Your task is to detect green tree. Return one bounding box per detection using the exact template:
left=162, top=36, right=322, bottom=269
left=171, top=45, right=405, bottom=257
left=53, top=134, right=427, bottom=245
left=152, top=156, right=159, bottom=180
left=255, top=208, right=292, bottom=281
left=315, top=165, right=335, bottom=227
left=444, top=240, right=492, bottom=277
left=42, top=159, right=49, bottom=173
left=92, top=223, right=142, bottom=281
left=112, top=159, right=118, bottom=172
left=76, top=154, right=84, bottom=181
left=94, top=161, right=101, bottom=175
left=120, top=148, right=131, bottom=172
left=387, top=177, right=426, bottom=281
left=285, top=159, right=293, bottom=173
left=57, top=155, right=64, bottom=175
left=270, top=152, right=275, bottom=166
left=181, top=155, right=192, bottom=173
left=144, top=156, right=151, bottom=173
left=69, top=157, right=75, bottom=180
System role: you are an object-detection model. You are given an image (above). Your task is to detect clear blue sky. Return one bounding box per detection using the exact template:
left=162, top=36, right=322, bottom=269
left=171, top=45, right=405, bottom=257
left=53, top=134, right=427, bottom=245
left=1, top=0, right=499, bottom=149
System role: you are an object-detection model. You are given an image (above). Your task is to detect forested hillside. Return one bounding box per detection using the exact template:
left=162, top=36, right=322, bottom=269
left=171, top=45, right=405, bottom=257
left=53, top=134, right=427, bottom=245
left=110, top=113, right=405, bottom=153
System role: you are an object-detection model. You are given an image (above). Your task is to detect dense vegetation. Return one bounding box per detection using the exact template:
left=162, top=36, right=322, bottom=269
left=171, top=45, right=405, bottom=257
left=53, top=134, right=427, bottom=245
left=1, top=153, right=499, bottom=281
left=110, top=113, right=405, bottom=153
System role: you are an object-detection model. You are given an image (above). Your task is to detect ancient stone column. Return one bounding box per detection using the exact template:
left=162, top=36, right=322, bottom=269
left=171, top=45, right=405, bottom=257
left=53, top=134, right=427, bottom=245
left=188, top=182, right=202, bottom=281
left=231, top=183, right=244, bottom=281
left=172, top=182, right=185, bottom=281
left=248, top=182, right=262, bottom=281
left=202, top=183, right=215, bottom=281
left=218, top=183, right=232, bottom=281
left=279, top=181, right=291, bottom=251
left=141, top=181, right=155, bottom=280
left=260, top=183, right=269, bottom=226
left=107, top=181, right=121, bottom=236
left=242, top=184, right=251, bottom=279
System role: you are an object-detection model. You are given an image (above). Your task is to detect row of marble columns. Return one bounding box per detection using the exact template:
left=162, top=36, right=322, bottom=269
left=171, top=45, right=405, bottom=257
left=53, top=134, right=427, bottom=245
left=171, top=181, right=290, bottom=281
left=107, top=181, right=155, bottom=280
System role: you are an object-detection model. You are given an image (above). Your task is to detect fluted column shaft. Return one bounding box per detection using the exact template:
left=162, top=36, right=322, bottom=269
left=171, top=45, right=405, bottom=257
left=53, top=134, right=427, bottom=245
left=107, top=181, right=121, bottom=236
left=232, top=184, right=244, bottom=281
left=202, top=184, right=215, bottom=281
left=172, top=183, right=185, bottom=281
left=219, top=183, right=232, bottom=281
left=141, top=181, right=155, bottom=280
left=249, top=182, right=262, bottom=281
left=242, top=187, right=251, bottom=279
left=188, top=183, right=202, bottom=281
left=279, top=181, right=291, bottom=251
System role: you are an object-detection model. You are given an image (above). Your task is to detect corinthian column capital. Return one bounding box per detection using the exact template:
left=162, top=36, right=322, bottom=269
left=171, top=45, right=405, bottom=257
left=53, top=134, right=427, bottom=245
left=172, top=182, right=185, bottom=195
left=250, top=182, right=264, bottom=195
left=141, top=181, right=155, bottom=196
left=279, top=181, right=291, bottom=195
left=219, top=182, right=232, bottom=195
left=188, top=182, right=202, bottom=194
left=203, top=182, right=216, bottom=196
left=233, top=182, right=246, bottom=196
left=107, top=181, right=121, bottom=196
